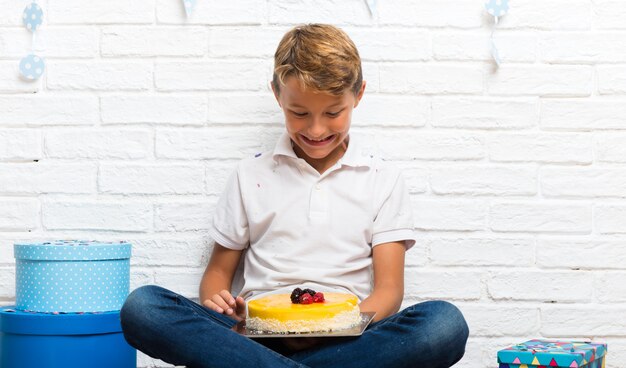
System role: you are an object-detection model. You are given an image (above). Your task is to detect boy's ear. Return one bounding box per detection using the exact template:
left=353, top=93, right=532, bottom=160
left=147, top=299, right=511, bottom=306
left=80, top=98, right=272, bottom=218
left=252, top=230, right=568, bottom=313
left=270, top=81, right=282, bottom=107
left=353, top=80, right=367, bottom=108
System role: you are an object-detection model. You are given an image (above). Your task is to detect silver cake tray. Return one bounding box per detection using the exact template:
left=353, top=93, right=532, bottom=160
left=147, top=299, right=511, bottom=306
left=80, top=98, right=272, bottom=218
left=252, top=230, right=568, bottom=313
left=232, top=312, right=376, bottom=338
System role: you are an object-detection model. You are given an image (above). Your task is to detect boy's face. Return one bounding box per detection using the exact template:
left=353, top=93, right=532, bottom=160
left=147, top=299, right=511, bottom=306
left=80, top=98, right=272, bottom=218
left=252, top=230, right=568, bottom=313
left=272, top=77, right=366, bottom=171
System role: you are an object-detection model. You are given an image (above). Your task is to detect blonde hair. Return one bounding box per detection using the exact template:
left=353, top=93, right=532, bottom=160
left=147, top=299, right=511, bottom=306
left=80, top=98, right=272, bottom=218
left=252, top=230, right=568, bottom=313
left=272, top=24, right=363, bottom=96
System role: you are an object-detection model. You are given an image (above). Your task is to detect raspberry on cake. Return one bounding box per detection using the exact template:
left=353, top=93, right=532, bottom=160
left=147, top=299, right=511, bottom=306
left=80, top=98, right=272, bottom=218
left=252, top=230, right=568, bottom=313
left=246, top=288, right=361, bottom=333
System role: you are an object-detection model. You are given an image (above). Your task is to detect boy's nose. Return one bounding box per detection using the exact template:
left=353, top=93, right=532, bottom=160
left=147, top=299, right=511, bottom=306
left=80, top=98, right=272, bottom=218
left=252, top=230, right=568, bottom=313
left=307, top=118, right=327, bottom=138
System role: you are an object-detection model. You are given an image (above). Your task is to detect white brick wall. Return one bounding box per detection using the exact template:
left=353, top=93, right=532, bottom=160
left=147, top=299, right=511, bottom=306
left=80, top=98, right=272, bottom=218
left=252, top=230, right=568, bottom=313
left=1, top=1, right=625, bottom=367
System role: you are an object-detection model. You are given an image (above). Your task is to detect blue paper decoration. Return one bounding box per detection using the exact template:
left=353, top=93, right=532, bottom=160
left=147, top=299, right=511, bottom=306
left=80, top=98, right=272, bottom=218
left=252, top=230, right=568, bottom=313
left=22, top=2, right=43, bottom=31
left=183, top=0, right=197, bottom=17
left=485, top=0, right=509, bottom=67
left=19, top=1, right=45, bottom=81
left=485, top=0, right=509, bottom=18
left=366, top=0, right=378, bottom=16
left=19, top=54, right=45, bottom=80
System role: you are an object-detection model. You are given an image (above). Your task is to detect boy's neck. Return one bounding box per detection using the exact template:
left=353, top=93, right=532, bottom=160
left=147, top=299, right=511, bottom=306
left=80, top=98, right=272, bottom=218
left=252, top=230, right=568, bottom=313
left=292, top=135, right=350, bottom=175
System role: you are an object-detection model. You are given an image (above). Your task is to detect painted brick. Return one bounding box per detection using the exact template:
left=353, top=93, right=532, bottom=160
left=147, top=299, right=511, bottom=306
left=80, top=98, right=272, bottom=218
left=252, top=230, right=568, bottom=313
left=132, top=237, right=209, bottom=267
left=595, top=272, right=626, bottom=303
left=412, top=199, right=487, bottom=231
left=596, top=205, right=626, bottom=234
left=268, top=0, right=371, bottom=26
left=101, top=95, right=208, bottom=124
left=488, top=133, right=592, bottom=163
left=596, top=133, right=626, bottom=162
left=99, top=164, right=205, bottom=195
left=490, top=201, right=591, bottom=233
left=155, top=61, right=267, bottom=91
left=498, top=0, right=591, bottom=30
left=488, top=270, right=593, bottom=302
left=0, top=162, right=96, bottom=194
left=156, top=127, right=282, bottom=160
left=102, top=27, right=208, bottom=57
left=540, top=32, right=626, bottom=63
left=48, top=0, right=154, bottom=24
left=353, top=95, right=428, bottom=127
left=45, top=128, right=152, bottom=159
left=541, top=167, right=626, bottom=198
left=537, top=239, right=626, bottom=269
left=157, top=0, right=265, bottom=25
left=541, top=305, right=626, bottom=336
left=593, top=0, right=626, bottom=29
left=379, top=0, right=481, bottom=28
left=47, top=61, right=153, bottom=91
left=598, top=66, right=626, bottom=94
left=209, top=27, right=286, bottom=58
left=461, top=304, right=539, bottom=336
left=487, top=66, right=593, bottom=96
left=43, top=200, right=152, bottom=231
left=372, top=130, right=485, bottom=161
left=429, top=237, right=535, bottom=267
left=0, top=129, right=41, bottom=160
left=380, top=64, right=483, bottom=94
left=0, top=96, right=98, bottom=126
left=405, top=269, right=483, bottom=300
left=349, top=28, right=430, bottom=61
left=433, top=31, right=536, bottom=62
left=208, top=93, right=281, bottom=124
left=154, top=200, right=216, bottom=232
left=0, top=62, right=40, bottom=93
left=430, top=164, right=536, bottom=196
left=542, top=98, right=626, bottom=130
left=432, top=97, right=538, bottom=130
left=0, top=27, right=98, bottom=58
left=0, top=199, right=39, bottom=231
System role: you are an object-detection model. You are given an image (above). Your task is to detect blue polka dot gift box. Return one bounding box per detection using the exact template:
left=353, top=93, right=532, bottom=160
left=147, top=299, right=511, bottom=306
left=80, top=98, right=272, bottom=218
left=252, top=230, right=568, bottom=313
left=498, top=339, right=607, bottom=368
left=14, top=240, right=131, bottom=313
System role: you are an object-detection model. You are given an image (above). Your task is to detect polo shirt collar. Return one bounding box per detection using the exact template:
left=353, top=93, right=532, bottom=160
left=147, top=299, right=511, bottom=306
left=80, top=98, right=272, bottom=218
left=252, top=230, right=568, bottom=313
left=272, top=132, right=371, bottom=168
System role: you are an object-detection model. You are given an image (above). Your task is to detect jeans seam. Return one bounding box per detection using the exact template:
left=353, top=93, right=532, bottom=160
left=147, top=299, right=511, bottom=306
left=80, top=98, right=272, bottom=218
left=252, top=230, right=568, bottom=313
left=176, top=295, right=237, bottom=327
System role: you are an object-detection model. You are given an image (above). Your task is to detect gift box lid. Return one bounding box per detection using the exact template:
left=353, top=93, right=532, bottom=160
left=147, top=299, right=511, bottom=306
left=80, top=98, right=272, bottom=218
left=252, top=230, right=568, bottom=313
left=14, top=240, right=131, bottom=261
left=498, top=339, right=607, bottom=367
left=0, top=306, right=122, bottom=335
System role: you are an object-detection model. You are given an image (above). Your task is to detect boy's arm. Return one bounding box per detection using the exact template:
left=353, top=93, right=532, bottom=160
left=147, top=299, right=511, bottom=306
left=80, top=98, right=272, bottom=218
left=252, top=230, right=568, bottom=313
left=358, top=241, right=406, bottom=323
left=199, top=243, right=245, bottom=319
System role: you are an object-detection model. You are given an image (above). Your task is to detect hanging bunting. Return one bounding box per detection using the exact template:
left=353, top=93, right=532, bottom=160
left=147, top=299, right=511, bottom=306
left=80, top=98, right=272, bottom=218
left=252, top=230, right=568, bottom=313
left=19, top=2, right=45, bottom=80
left=365, top=0, right=378, bottom=17
left=183, top=0, right=197, bottom=18
left=484, top=0, right=509, bottom=67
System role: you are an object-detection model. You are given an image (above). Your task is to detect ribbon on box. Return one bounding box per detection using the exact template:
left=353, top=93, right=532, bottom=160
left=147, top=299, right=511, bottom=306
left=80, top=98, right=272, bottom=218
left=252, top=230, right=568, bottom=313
left=19, top=2, right=45, bottom=81
left=484, top=0, right=509, bottom=66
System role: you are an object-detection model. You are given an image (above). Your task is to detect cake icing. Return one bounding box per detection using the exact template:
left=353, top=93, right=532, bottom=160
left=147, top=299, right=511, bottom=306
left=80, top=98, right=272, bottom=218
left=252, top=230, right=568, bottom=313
left=246, top=291, right=361, bottom=333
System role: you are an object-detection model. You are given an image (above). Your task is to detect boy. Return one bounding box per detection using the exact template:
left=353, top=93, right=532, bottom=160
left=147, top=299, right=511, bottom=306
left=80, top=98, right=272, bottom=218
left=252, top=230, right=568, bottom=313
left=121, top=24, right=468, bottom=368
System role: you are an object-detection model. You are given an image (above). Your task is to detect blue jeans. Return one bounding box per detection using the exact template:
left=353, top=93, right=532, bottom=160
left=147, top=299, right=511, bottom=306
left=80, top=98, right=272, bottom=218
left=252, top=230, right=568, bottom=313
left=120, top=285, right=469, bottom=368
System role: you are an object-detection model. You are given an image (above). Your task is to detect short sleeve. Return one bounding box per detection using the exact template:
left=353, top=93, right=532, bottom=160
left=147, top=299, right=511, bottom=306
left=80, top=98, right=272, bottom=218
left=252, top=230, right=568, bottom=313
left=208, top=166, right=249, bottom=250
left=372, top=170, right=416, bottom=250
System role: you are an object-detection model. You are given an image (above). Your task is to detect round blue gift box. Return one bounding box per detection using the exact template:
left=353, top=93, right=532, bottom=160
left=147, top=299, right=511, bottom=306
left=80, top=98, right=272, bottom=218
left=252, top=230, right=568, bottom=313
left=14, top=240, right=131, bottom=313
left=0, top=307, right=136, bottom=368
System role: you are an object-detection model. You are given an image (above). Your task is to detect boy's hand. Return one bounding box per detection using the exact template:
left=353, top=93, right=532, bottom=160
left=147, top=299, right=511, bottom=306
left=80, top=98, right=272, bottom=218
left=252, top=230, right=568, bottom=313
left=202, top=290, right=246, bottom=322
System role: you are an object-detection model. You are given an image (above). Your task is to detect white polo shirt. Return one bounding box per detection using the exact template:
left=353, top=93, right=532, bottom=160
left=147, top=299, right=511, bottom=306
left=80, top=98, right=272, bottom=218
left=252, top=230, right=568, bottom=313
left=208, top=132, right=415, bottom=301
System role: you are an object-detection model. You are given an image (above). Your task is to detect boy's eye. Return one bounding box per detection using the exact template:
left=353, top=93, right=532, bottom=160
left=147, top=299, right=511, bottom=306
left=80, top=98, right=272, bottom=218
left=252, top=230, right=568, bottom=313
left=326, top=111, right=341, bottom=117
left=291, top=111, right=308, bottom=117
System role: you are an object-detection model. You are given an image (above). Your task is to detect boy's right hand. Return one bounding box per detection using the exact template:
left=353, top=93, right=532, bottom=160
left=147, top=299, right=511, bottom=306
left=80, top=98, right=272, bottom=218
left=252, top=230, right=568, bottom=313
left=202, top=290, right=246, bottom=322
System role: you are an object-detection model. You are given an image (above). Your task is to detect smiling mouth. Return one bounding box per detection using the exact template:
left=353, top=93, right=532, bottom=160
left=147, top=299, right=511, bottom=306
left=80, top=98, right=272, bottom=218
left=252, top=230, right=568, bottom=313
left=301, top=134, right=335, bottom=146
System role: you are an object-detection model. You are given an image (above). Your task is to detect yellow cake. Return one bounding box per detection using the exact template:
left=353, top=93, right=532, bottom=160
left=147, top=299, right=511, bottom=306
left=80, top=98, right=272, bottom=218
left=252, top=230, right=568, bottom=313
left=246, top=292, right=361, bottom=333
